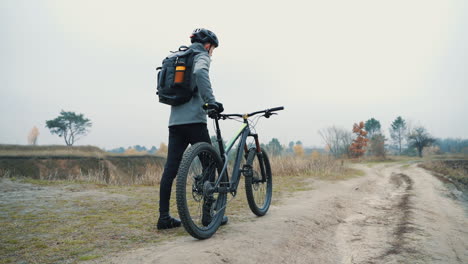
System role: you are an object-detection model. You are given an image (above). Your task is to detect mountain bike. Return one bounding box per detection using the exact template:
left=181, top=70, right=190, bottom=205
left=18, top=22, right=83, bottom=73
left=176, top=104, right=284, bottom=239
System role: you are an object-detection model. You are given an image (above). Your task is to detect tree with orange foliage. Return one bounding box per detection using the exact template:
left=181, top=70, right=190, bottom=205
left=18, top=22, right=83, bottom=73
left=125, top=148, right=139, bottom=155
left=310, top=150, right=320, bottom=160
left=125, top=147, right=147, bottom=155
left=293, top=144, right=304, bottom=157
left=349, top=121, right=369, bottom=158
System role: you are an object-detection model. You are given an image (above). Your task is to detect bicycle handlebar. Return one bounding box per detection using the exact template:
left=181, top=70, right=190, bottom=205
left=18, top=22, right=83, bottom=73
left=266, top=106, right=285, bottom=112
left=246, top=106, right=284, bottom=118
left=203, top=104, right=284, bottom=120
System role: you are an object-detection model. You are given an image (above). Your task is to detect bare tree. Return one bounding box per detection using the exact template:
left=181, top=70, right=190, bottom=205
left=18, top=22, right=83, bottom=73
left=27, top=126, right=40, bottom=145
left=407, top=126, right=435, bottom=157
left=319, top=126, right=353, bottom=158
left=341, top=130, right=354, bottom=157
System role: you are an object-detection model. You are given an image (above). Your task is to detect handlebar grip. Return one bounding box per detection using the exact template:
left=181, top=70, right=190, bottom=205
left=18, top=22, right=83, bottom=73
left=268, top=106, right=284, bottom=112
left=202, top=103, right=219, bottom=110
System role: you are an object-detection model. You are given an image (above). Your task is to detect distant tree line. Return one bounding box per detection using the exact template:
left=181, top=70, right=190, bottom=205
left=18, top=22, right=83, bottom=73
left=434, top=138, right=468, bottom=154
left=259, top=139, right=324, bottom=157
left=318, top=116, right=467, bottom=158
left=38, top=110, right=466, bottom=158
left=107, top=145, right=158, bottom=154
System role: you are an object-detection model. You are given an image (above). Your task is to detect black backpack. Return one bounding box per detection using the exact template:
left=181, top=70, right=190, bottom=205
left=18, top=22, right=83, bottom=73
left=156, top=46, right=199, bottom=106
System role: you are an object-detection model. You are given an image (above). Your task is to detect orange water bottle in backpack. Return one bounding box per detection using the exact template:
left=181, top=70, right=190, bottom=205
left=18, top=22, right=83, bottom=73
left=174, top=61, right=186, bottom=84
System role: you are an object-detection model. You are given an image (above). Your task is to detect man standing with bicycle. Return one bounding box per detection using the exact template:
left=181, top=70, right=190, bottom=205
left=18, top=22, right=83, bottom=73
left=157, top=28, right=227, bottom=230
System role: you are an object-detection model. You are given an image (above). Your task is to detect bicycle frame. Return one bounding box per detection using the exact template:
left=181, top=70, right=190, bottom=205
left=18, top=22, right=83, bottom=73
left=212, top=116, right=261, bottom=194
left=176, top=105, right=282, bottom=239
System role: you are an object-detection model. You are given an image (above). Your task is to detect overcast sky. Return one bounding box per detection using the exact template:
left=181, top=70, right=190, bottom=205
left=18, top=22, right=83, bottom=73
left=1, top=0, right=467, bottom=149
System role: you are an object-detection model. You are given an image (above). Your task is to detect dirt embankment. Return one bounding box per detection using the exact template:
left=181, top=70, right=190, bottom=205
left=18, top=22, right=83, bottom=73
left=0, top=154, right=165, bottom=185
left=94, top=163, right=468, bottom=264
left=419, top=159, right=468, bottom=187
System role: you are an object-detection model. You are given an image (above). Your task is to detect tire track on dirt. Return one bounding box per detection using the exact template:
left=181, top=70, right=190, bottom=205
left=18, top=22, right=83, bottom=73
left=377, top=173, right=421, bottom=262
left=335, top=167, right=421, bottom=264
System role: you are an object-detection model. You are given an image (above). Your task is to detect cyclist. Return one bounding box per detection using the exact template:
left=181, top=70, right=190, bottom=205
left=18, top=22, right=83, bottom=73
left=157, top=28, right=228, bottom=230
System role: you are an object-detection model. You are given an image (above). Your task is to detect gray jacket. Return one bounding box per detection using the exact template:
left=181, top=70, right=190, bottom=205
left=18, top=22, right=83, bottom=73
left=169, top=42, right=216, bottom=127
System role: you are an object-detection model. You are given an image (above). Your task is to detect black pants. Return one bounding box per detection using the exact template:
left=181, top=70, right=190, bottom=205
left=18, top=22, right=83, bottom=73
left=159, top=123, right=211, bottom=213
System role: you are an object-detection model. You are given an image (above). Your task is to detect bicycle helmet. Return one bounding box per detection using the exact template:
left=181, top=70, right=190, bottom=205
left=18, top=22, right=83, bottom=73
left=190, top=28, right=219, bottom=47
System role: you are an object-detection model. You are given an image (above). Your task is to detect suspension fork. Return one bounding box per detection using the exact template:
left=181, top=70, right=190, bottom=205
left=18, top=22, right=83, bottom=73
left=248, top=133, right=267, bottom=183
left=253, top=134, right=261, bottom=153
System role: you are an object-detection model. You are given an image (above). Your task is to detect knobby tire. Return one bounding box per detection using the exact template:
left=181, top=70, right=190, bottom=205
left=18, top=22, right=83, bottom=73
left=245, top=148, right=273, bottom=216
left=176, top=142, right=226, bottom=239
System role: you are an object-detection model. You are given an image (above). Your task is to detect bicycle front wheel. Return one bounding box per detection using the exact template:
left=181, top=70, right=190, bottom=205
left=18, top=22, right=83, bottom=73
left=176, top=142, right=227, bottom=239
left=245, top=148, right=272, bottom=216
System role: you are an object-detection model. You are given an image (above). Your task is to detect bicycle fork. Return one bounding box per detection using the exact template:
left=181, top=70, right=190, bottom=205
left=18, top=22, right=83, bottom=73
left=249, top=134, right=268, bottom=183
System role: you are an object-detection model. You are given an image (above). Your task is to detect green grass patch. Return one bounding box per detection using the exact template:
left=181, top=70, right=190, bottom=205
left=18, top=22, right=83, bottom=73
left=400, top=164, right=411, bottom=169
left=18, top=178, right=72, bottom=186
left=79, top=255, right=101, bottom=261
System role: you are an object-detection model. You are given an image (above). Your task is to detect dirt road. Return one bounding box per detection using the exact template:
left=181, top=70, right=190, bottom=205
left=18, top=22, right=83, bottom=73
left=95, top=163, right=468, bottom=264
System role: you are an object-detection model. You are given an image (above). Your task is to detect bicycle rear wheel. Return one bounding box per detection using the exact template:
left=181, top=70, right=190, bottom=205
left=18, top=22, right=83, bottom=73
left=245, top=148, right=272, bottom=216
left=176, top=142, right=227, bottom=239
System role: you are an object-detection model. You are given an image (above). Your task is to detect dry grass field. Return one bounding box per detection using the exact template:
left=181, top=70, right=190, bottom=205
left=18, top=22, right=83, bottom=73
left=0, top=145, right=361, bottom=264
left=0, top=145, right=108, bottom=158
